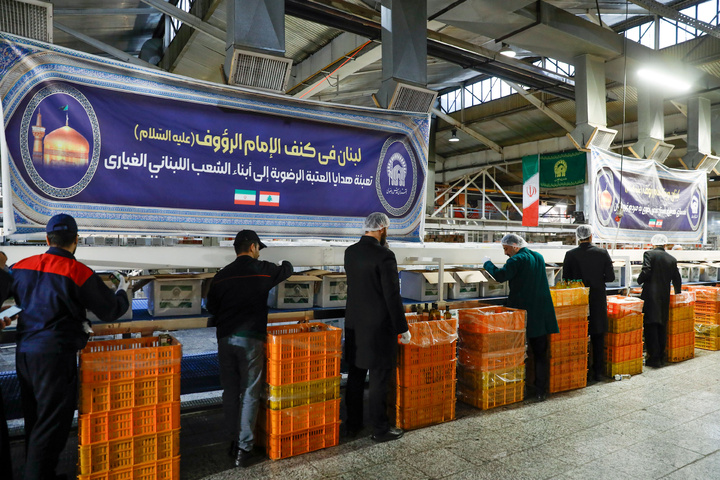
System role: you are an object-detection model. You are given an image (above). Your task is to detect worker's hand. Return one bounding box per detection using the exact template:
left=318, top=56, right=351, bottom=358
left=399, top=330, right=411, bottom=344
left=0, top=317, right=10, bottom=331
left=82, top=321, right=95, bottom=336
left=481, top=256, right=492, bottom=265
left=113, top=271, right=129, bottom=293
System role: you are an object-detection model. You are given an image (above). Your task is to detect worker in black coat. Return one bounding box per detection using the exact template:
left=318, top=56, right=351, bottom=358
left=0, top=252, right=15, bottom=480
left=343, top=212, right=410, bottom=443
left=562, top=225, right=615, bottom=382
left=637, top=234, right=682, bottom=367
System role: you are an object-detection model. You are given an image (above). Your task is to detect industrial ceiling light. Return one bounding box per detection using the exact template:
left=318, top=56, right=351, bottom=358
left=637, top=68, right=691, bottom=92
left=499, top=44, right=516, bottom=58
left=449, top=128, right=460, bottom=142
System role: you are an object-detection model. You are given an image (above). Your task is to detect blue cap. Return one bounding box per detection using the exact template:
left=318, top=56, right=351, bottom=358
left=46, top=214, right=78, bottom=234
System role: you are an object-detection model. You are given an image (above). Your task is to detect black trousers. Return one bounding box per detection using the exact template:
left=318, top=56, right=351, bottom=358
left=0, top=385, right=13, bottom=480
left=528, top=335, right=549, bottom=394
left=644, top=322, right=667, bottom=363
left=344, top=329, right=394, bottom=436
left=590, top=333, right=605, bottom=377
left=16, top=351, right=77, bottom=480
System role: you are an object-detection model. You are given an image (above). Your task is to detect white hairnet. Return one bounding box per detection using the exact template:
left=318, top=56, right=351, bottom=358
left=651, top=234, right=668, bottom=246
left=501, top=233, right=527, bottom=248
left=576, top=225, right=593, bottom=240
left=364, top=212, right=390, bottom=231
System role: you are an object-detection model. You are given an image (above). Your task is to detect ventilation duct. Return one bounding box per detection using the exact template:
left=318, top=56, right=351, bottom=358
left=0, top=0, right=53, bottom=43
left=567, top=126, right=617, bottom=152
left=226, top=49, right=292, bottom=93
left=628, top=139, right=674, bottom=164
left=387, top=83, right=437, bottom=113
left=692, top=154, right=720, bottom=172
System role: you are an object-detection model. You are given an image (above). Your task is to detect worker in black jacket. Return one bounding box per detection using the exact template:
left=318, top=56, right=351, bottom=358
left=343, top=212, right=410, bottom=442
left=206, top=230, right=292, bottom=467
left=637, top=234, right=682, bottom=367
left=11, top=214, right=130, bottom=480
left=0, top=251, right=16, bottom=480
left=562, top=225, right=615, bottom=382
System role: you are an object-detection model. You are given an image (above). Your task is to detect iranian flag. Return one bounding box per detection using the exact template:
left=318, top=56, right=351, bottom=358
left=522, top=155, right=539, bottom=227
left=234, top=189, right=256, bottom=205
left=259, top=191, right=280, bottom=207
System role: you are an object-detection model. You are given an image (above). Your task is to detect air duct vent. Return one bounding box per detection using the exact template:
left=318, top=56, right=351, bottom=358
left=227, top=48, right=292, bottom=93
left=628, top=139, right=675, bottom=164
left=388, top=83, right=437, bottom=113
left=696, top=154, right=720, bottom=172
left=648, top=142, right=674, bottom=164
left=568, top=126, right=618, bottom=152
left=0, top=0, right=52, bottom=43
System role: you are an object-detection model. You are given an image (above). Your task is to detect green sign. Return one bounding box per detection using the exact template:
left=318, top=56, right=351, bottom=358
left=523, top=151, right=587, bottom=188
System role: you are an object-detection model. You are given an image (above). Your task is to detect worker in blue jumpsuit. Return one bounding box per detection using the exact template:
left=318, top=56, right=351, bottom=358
left=11, top=214, right=130, bottom=480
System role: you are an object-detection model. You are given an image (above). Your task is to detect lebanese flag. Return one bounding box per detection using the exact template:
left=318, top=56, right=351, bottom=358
left=522, top=155, right=539, bottom=227
left=259, top=191, right=280, bottom=206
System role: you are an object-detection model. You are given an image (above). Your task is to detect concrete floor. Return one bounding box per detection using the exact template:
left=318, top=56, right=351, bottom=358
left=6, top=330, right=720, bottom=479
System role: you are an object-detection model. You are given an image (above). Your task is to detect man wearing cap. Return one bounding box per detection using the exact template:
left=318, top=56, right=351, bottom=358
left=206, top=230, right=293, bottom=467
left=10, top=214, right=130, bottom=480
left=637, top=234, right=682, bottom=367
left=562, top=225, right=615, bottom=382
left=344, top=212, right=410, bottom=442
left=483, top=234, right=558, bottom=401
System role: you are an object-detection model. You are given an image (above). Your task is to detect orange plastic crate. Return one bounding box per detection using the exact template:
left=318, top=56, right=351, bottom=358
left=690, top=286, right=720, bottom=302
left=458, top=329, right=525, bottom=353
left=404, top=315, right=458, bottom=347
left=457, top=364, right=525, bottom=390
left=550, top=287, right=589, bottom=307
left=259, top=422, right=339, bottom=460
left=395, top=398, right=455, bottom=430
left=667, top=344, right=694, bottom=363
left=258, top=398, right=340, bottom=436
left=78, top=430, right=179, bottom=475
left=457, top=306, right=526, bottom=333
left=554, top=305, right=589, bottom=324
left=605, top=329, right=643, bottom=347
left=266, top=323, right=341, bottom=361
left=695, top=312, right=720, bottom=325
left=550, top=321, right=588, bottom=342
left=695, top=335, right=720, bottom=350
left=79, top=403, right=180, bottom=445
left=605, top=343, right=643, bottom=363
left=604, top=358, right=643, bottom=377
left=457, top=381, right=524, bottom=409
left=668, top=317, right=694, bottom=334
left=694, top=301, right=720, bottom=314
left=549, top=368, right=587, bottom=393
left=396, top=380, right=456, bottom=409
left=670, top=291, right=695, bottom=307
left=608, top=314, right=644, bottom=333
left=458, top=347, right=525, bottom=371
left=266, top=355, right=341, bottom=386
left=266, top=377, right=340, bottom=410
left=667, top=331, right=694, bottom=349
left=398, top=342, right=456, bottom=367
left=77, top=469, right=134, bottom=480
left=80, top=337, right=181, bottom=383
left=550, top=354, right=587, bottom=376
left=397, top=359, right=456, bottom=387
left=607, top=296, right=644, bottom=320
left=134, top=457, right=180, bottom=480
left=79, top=374, right=180, bottom=415
left=549, top=336, right=588, bottom=358
left=695, top=323, right=720, bottom=337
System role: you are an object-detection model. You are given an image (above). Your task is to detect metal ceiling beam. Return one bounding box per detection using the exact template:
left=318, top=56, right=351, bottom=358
left=55, top=8, right=157, bottom=16
left=502, top=80, right=575, bottom=132
left=54, top=23, right=159, bottom=69
left=627, top=0, right=720, bottom=40
left=431, top=107, right=504, bottom=154
left=139, top=0, right=224, bottom=43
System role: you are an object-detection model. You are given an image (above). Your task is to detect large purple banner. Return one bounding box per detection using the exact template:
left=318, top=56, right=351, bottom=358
left=0, top=33, right=428, bottom=239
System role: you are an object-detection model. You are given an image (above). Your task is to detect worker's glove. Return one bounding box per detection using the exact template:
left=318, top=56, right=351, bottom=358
left=82, top=321, right=95, bottom=336
left=399, top=330, right=411, bottom=345
left=113, top=271, right=129, bottom=293
left=481, top=256, right=492, bottom=265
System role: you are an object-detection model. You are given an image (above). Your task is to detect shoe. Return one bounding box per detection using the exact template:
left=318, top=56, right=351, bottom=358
left=344, top=425, right=363, bottom=438
left=227, top=440, right=238, bottom=458
left=535, top=391, right=547, bottom=402
left=235, top=448, right=254, bottom=468
left=371, top=426, right=404, bottom=443
left=646, top=358, right=661, bottom=368
left=593, top=371, right=602, bottom=382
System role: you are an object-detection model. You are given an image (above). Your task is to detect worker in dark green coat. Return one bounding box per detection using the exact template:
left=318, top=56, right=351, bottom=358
left=483, top=234, right=559, bottom=401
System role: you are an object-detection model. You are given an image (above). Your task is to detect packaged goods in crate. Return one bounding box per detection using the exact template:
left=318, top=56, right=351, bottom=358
left=458, top=347, right=526, bottom=372
left=604, top=357, right=643, bottom=377
left=459, top=329, right=525, bottom=353
left=695, top=323, right=720, bottom=350
left=265, top=377, right=341, bottom=410
left=258, top=398, right=340, bottom=437
left=687, top=285, right=720, bottom=302
left=457, top=364, right=525, bottom=390
left=550, top=286, right=589, bottom=307
left=608, top=313, right=643, bottom=333
left=554, top=305, right=590, bottom=325
left=670, top=291, right=695, bottom=307
left=403, top=314, right=458, bottom=347
left=457, top=381, right=524, bottom=410
left=607, top=296, right=644, bottom=320
left=457, top=306, right=526, bottom=334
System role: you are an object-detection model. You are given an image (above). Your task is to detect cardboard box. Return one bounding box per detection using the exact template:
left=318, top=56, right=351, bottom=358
left=303, top=269, right=348, bottom=308
left=143, top=274, right=204, bottom=317
left=606, top=262, right=626, bottom=288
left=700, top=263, right=720, bottom=282
left=687, top=264, right=701, bottom=283
left=400, top=270, right=456, bottom=302
left=448, top=269, right=486, bottom=299
left=677, top=264, right=691, bottom=283
left=268, top=274, right=321, bottom=309
left=86, top=274, right=133, bottom=322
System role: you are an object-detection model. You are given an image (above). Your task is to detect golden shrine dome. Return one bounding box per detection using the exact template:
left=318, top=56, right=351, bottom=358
left=43, top=121, right=89, bottom=167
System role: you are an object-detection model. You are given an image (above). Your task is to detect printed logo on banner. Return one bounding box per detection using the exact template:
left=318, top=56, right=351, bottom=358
left=594, top=166, right=620, bottom=228
left=553, top=159, right=568, bottom=180
left=688, top=185, right=703, bottom=231
left=18, top=84, right=101, bottom=199
left=376, top=136, right=418, bottom=217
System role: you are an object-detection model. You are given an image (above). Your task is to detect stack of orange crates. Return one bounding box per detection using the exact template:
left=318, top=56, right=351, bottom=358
left=258, top=323, right=341, bottom=460
left=394, top=313, right=457, bottom=430
left=78, top=336, right=182, bottom=480
left=605, top=296, right=644, bottom=376
left=667, top=291, right=695, bottom=362
left=549, top=287, right=590, bottom=393
left=456, top=306, right=526, bottom=409
left=687, top=286, right=720, bottom=350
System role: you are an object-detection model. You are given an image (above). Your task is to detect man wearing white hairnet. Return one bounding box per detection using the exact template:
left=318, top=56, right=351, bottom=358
left=483, top=234, right=559, bottom=401
left=562, top=225, right=615, bottom=382
left=637, top=234, right=681, bottom=367
left=343, top=212, right=410, bottom=442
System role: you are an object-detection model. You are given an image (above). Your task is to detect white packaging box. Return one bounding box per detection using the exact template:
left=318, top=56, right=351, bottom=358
left=700, top=263, right=720, bottom=282
left=303, top=269, right=348, bottom=308
left=606, top=263, right=625, bottom=288
left=688, top=264, right=701, bottom=283
left=630, top=265, right=643, bottom=286
left=447, top=269, right=486, bottom=299
left=677, top=264, right=691, bottom=283
left=86, top=275, right=133, bottom=321
left=268, top=274, right=321, bottom=309
left=479, top=277, right=507, bottom=297
left=143, top=275, right=204, bottom=316
left=400, top=270, right=455, bottom=302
